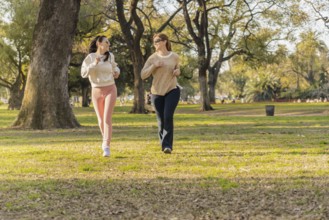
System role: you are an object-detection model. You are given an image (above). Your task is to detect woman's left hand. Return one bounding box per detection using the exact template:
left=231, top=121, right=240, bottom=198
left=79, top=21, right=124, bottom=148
left=113, top=71, right=120, bottom=79
left=173, top=69, right=180, bottom=77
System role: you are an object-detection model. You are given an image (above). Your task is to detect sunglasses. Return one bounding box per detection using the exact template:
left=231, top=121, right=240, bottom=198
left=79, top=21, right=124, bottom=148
left=153, top=39, right=164, bottom=44
left=99, top=39, right=109, bottom=44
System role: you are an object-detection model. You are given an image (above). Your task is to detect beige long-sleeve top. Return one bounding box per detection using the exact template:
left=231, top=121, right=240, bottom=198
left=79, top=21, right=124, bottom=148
left=141, top=52, right=180, bottom=96
left=81, top=52, right=120, bottom=88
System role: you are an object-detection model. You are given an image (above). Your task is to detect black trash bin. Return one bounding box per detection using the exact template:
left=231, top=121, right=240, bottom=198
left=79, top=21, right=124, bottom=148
left=265, top=105, right=275, bottom=116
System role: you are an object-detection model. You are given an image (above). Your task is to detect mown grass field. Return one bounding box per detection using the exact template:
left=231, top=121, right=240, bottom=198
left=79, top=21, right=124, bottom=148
left=0, top=102, right=329, bottom=219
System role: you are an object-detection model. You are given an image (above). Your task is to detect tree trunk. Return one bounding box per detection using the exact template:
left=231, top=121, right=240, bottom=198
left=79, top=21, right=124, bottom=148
left=81, top=85, right=90, bottom=107
left=208, top=60, right=223, bottom=104
left=13, top=0, right=81, bottom=129
left=199, top=69, right=213, bottom=111
left=7, top=76, right=24, bottom=110
left=179, top=0, right=213, bottom=111
left=8, top=85, right=24, bottom=110
left=115, top=0, right=146, bottom=114
left=198, top=62, right=213, bottom=111
left=208, top=67, right=218, bottom=104
left=130, top=51, right=145, bottom=113
left=6, top=50, right=26, bottom=110
left=131, top=65, right=145, bottom=113
left=81, top=79, right=90, bottom=107
left=197, top=45, right=213, bottom=111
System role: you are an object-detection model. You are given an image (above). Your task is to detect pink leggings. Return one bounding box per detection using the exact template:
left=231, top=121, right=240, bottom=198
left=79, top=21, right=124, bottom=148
left=92, top=84, right=117, bottom=147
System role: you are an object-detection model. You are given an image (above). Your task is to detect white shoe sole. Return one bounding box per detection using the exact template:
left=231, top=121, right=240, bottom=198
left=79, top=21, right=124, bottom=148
left=163, top=148, right=172, bottom=154
left=102, top=148, right=110, bottom=157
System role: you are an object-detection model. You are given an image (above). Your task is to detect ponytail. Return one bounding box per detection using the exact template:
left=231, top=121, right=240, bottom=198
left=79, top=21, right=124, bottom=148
left=88, top=36, right=99, bottom=53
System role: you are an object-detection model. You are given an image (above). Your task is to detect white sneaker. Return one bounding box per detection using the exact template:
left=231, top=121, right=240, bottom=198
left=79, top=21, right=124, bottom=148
left=102, top=147, right=110, bottom=157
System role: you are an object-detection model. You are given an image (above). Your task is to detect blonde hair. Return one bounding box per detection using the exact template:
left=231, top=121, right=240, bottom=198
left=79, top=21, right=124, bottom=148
left=153, top=33, right=172, bottom=51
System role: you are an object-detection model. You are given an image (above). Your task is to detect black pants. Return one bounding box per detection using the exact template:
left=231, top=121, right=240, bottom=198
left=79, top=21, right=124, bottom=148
left=152, top=87, right=180, bottom=151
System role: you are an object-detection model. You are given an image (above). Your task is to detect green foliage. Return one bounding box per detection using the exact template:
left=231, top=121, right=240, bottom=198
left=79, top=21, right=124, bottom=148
left=178, top=56, right=199, bottom=100
left=0, top=0, right=38, bottom=84
left=244, top=72, right=282, bottom=102
left=0, top=86, right=7, bottom=98
left=300, top=84, right=329, bottom=99
left=76, top=0, right=108, bottom=41
left=0, top=0, right=37, bottom=55
left=219, top=69, right=248, bottom=99
left=289, top=31, right=329, bottom=88
left=238, top=29, right=286, bottom=67
left=0, top=0, right=38, bottom=109
left=286, top=3, right=310, bottom=26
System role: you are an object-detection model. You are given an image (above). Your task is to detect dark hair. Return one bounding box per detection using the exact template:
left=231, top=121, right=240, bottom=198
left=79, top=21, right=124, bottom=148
left=153, top=33, right=172, bottom=51
left=89, top=35, right=110, bottom=62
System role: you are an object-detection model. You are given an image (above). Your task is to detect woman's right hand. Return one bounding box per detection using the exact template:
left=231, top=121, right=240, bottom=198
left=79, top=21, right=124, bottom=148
left=113, top=71, right=120, bottom=79
left=95, top=57, right=101, bottom=65
left=153, top=60, right=163, bottom=68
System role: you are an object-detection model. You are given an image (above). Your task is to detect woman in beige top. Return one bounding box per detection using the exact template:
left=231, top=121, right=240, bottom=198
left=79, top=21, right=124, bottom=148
left=141, top=33, right=181, bottom=154
left=81, top=35, right=120, bottom=157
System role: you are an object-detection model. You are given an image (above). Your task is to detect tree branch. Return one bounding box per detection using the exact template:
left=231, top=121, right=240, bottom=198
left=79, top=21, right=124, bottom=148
left=115, top=0, right=134, bottom=49
left=130, top=0, right=144, bottom=44
left=157, top=5, right=184, bottom=33
left=207, top=0, right=236, bottom=12
left=306, top=0, right=329, bottom=29
left=178, top=0, right=201, bottom=45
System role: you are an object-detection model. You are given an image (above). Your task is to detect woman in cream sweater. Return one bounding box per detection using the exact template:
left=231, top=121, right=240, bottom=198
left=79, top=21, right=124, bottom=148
left=81, top=36, right=120, bottom=157
left=141, top=33, right=181, bottom=154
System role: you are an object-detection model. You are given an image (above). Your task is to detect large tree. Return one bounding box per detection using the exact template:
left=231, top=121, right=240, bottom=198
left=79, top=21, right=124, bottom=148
left=178, top=0, right=307, bottom=107
left=112, top=0, right=182, bottom=113
left=114, top=0, right=146, bottom=113
left=178, top=0, right=221, bottom=111
left=207, top=0, right=302, bottom=103
left=0, top=0, right=38, bottom=110
left=13, top=0, right=81, bottom=129
left=207, top=1, right=249, bottom=104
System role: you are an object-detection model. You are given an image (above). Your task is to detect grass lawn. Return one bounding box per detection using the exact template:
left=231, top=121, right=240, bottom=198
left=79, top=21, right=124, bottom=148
left=0, top=102, right=329, bottom=219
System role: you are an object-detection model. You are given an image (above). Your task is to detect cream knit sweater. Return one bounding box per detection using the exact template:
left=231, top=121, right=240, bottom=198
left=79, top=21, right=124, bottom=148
left=141, top=52, right=180, bottom=96
left=81, top=52, right=120, bottom=88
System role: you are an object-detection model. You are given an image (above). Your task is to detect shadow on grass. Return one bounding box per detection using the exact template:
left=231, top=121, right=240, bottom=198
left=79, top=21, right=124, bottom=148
left=0, top=177, right=328, bottom=219
left=0, top=122, right=328, bottom=149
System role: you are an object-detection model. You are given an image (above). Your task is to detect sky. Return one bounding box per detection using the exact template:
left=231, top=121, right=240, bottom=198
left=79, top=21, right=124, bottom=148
left=312, top=17, right=329, bottom=47
left=301, top=0, right=329, bottom=48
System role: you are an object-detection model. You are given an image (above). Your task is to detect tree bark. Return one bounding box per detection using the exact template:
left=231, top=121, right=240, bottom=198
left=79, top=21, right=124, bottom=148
left=199, top=70, right=212, bottom=111
left=1, top=44, right=27, bottom=110
left=81, top=81, right=90, bottom=107
left=9, top=52, right=27, bottom=110
left=7, top=75, right=24, bottom=110
left=13, top=0, right=81, bottom=129
left=208, top=59, right=223, bottom=104
left=208, top=67, right=217, bottom=104
left=131, top=50, right=146, bottom=113
left=198, top=49, right=212, bottom=111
